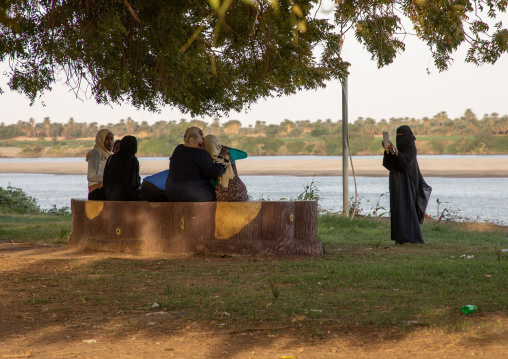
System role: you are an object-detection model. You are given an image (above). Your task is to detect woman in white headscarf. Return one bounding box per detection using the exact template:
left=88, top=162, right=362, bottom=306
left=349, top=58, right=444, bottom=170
left=86, top=128, right=113, bottom=200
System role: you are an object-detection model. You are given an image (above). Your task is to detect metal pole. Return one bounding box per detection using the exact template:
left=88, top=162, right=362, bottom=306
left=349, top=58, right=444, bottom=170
left=341, top=76, right=349, bottom=218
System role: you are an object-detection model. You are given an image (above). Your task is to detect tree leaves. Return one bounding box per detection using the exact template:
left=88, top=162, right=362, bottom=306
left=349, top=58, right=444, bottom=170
left=1, top=0, right=336, bottom=116
left=0, top=0, right=507, bottom=116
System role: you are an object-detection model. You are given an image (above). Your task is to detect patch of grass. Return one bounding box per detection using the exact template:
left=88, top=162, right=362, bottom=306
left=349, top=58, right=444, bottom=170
left=280, top=137, right=320, bottom=142
left=29, top=295, right=53, bottom=305
left=417, top=135, right=474, bottom=141
left=2, top=213, right=507, bottom=335
left=0, top=213, right=72, bottom=243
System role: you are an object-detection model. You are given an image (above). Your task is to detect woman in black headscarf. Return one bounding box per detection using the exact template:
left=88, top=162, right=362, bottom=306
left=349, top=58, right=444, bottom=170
left=383, top=125, right=432, bottom=244
left=103, top=135, right=144, bottom=201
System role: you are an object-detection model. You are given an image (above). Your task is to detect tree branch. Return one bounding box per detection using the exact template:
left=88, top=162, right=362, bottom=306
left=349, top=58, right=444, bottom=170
left=121, top=0, right=141, bottom=23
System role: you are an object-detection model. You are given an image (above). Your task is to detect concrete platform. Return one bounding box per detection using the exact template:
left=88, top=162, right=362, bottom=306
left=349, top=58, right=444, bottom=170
left=67, top=200, right=322, bottom=256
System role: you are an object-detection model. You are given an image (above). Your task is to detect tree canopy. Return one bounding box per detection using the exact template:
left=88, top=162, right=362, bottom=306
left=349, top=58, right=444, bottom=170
left=1, top=0, right=507, bottom=116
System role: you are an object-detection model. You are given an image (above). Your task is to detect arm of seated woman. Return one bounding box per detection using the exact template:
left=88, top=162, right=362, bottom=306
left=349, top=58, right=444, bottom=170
left=199, top=151, right=226, bottom=178
left=87, top=150, right=105, bottom=183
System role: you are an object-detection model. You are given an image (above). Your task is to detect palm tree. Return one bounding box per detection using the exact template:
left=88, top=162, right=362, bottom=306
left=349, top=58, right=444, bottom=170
left=63, top=118, right=75, bottom=139
left=126, top=117, right=138, bottom=133
left=43, top=117, right=51, bottom=138
left=29, top=118, right=36, bottom=137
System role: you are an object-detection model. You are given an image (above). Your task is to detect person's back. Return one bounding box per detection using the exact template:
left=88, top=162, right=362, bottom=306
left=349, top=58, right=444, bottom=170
left=165, top=144, right=225, bottom=201
left=103, top=136, right=144, bottom=201
left=165, top=127, right=225, bottom=202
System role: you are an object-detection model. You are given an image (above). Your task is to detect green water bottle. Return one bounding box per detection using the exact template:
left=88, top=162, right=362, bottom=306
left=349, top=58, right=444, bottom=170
left=462, top=305, right=477, bottom=314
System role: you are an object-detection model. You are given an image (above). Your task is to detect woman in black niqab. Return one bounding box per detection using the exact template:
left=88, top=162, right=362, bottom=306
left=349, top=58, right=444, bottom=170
left=383, top=125, right=431, bottom=244
left=103, top=135, right=144, bottom=201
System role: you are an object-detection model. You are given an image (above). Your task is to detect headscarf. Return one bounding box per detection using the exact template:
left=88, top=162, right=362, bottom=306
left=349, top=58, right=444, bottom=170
left=184, top=126, right=204, bottom=148
left=103, top=135, right=141, bottom=201
left=396, top=125, right=416, bottom=153
left=203, top=134, right=221, bottom=161
left=203, top=135, right=235, bottom=188
left=86, top=129, right=112, bottom=162
left=117, top=135, right=138, bottom=159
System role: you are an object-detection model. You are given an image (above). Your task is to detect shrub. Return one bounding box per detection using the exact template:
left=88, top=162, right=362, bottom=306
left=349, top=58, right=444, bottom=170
left=0, top=186, right=70, bottom=215
left=286, top=141, right=306, bottom=154
left=0, top=186, right=42, bottom=214
left=304, top=144, right=316, bottom=153
left=324, top=134, right=341, bottom=155
left=310, top=125, right=330, bottom=137
left=348, top=133, right=375, bottom=154
left=455, top=137, right=476, bottom=153
left=429, top=140, right=445, bottom=154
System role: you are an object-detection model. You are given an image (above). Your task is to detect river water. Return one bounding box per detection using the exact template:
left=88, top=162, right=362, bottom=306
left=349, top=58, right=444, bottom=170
left=1, top=156, right=507, bottom=225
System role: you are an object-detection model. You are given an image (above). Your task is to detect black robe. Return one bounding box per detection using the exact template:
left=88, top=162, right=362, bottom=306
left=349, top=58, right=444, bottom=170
left=165, top=144, right=225, bottom=202
left=383, top=128, right=431, bottom=244
left=103, top=136, right=144, bottom=201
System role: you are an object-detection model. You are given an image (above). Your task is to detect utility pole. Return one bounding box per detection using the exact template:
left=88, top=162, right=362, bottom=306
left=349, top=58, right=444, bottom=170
left=341, top=76, right=349, bottom=218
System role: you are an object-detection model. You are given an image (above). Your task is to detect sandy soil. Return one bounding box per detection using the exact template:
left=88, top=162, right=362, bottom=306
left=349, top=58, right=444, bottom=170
left=0, top=147, right=23, bottom=157
left=1, top=157, right=507, bottom=177
left=0, top=245, right=507, bottom=358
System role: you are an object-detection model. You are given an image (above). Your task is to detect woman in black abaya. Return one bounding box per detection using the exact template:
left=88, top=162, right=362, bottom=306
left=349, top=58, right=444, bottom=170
left=103, top=135, right=144, bottom=201
left=383, top=126, right=431, bottom=244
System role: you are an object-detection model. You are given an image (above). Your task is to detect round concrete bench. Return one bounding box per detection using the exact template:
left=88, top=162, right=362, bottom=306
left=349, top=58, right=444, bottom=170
left=68, top=199, right=322, bottom=256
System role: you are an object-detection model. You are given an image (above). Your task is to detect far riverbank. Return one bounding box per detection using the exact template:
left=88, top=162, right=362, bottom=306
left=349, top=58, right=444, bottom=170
left=1, top=156, right=507, bottom=177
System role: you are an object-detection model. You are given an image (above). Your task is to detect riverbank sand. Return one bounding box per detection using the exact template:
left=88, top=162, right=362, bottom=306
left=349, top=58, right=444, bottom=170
left=0, top=157, right=506, bottom=177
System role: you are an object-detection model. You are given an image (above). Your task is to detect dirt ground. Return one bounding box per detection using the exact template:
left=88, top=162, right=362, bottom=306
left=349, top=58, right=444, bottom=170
left=0, top=244, right=507, bottom=359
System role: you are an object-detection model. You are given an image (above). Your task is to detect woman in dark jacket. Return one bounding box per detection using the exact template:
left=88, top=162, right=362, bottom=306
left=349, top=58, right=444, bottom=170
left=103, top=135, right=144, bottom=201
left=383, top=125, right=431, bottom=244
left=165, top=127, right=226, bottom=202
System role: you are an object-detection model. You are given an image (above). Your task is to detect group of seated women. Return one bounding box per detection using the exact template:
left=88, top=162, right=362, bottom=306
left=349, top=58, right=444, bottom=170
left=85, top=126, right=248, bottom=202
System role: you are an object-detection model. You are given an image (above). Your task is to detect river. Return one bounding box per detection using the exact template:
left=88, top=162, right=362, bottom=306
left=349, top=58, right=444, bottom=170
left=1, top=156, right=507, bottom=224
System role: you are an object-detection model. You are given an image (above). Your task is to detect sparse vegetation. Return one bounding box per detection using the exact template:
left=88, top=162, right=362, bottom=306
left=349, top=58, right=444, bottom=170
left=1, top=213, right=507, bottom=331
left=1, top=109, right=508, bottom=157
left=1, top=186, right=507, bottom=356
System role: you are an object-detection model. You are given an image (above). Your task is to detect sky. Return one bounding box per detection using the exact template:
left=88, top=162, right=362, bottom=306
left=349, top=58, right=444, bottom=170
left=1, top=7, right=508, bottom=128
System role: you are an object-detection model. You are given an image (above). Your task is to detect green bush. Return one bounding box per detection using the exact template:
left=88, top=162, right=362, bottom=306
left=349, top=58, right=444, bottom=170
left=348, top=133, right=375, bottom=154
left=445, top=143, right=458, bottom=154
left=286, top=141, right=306, bottom=154
left=310, top=125, right=330, bottom=137
left=0, top=186, right=70, bottom=215
left=259, top=137, right=284, bottom=154
left=236, top=137, right=261, bottom=154
left=324, top=135, right=341, bottom=155
left=455, top=137, right=476, bottom=153
left=20, top=143, right=44, bottom=157
left=237, top=137, right=284, bottom=155
left=304, top=144, right=316, bottom=153
left=0, top=186, right=42, bottom=214
left=429, top=140, right=445, bottom=154
left=138, top=137, right=173, bottom=156
left=493, top=136, right=508, bottom=152
left=216, top=133, right=231, bottom=146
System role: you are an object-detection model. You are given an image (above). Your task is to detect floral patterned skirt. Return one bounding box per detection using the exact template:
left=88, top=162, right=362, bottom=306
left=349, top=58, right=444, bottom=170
left=215, top=176, right=249, bottom=202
